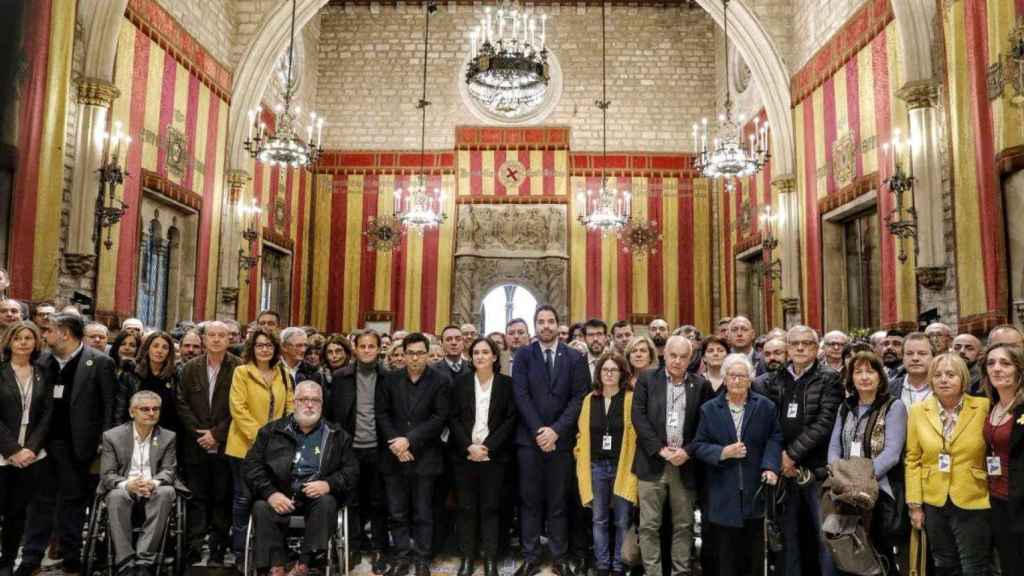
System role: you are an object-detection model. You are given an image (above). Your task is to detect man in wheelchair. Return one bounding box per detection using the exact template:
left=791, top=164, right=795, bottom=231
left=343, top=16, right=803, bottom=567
left=245, top=380, right=359, bottom=576
left=98, top=390, right=178, bottom=576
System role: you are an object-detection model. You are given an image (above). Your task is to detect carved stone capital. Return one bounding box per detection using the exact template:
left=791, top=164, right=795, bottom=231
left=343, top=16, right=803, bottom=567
left=771, top=176, right=796, bottom=195
left=219, top=286, right=239, bottom=305
left=227, top=169, right=251, bottom=205
left=897, top=79, right=940, bottom=110
left=781, top=296, right=801, bottom=314
left=76, top=78, right=120, bottom=108
left=63, top=253, right=97, bottom=278
left=916, top=266, right=948, bottom=291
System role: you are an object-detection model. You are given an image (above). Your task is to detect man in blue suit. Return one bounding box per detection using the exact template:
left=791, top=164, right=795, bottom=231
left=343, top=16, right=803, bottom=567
left=512, top=305, right=590, bottom=576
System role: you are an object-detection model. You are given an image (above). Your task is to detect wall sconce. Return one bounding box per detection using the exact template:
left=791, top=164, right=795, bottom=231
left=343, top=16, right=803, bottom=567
left=760, top=205, right=782, bottom=287
left=237, top=199, right=262, bottom=282
left=883, top=129, right=917, bottom=263
left=94, top=121, right=131, bottom=250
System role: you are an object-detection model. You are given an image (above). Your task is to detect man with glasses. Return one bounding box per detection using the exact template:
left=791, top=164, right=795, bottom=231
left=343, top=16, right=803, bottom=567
left=247, top=381, right=358, bottom=576
left=376, top=333, right=451, bottom=576
left=820, top=331, right=848, bottom=372
left=923, top=322, right=954, bottom=354
left=281, top=327, right=322, bottom=386
left=758, top=325, right=841, bottom=576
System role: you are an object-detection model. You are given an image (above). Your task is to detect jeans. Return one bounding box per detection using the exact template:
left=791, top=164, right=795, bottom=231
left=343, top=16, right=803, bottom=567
left=923, top=502, right=991, bottom=575
left=230, top=456, right=253, bottom=558
left=781, top=479, right=834, bottom=576
left=590, top=460, right=632, bottom=572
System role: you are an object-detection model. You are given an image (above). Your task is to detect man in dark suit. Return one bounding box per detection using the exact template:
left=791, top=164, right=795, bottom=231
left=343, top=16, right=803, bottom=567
left=375, top=332, right=451, bottom=576
left=18, top=313, right=116, bottom=576
left=326, top=330, right=390, bottom=574
left=176, top=320, right=240, bottom=565
left=512, top=305, right=589, bottom=576
left=432, top=325, right=470, bottom=554
left=631, top=335, right=710, bottom=576
left=437, top=325, right=471, bottom=381
left=99, top=391, right=178, bottom=576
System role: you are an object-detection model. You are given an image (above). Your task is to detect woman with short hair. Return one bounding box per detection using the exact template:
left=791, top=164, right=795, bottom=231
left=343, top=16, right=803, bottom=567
left=700, top=336, right=729, bottom=393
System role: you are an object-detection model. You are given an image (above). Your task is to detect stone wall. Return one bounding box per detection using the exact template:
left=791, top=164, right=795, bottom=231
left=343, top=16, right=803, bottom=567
left=154, top=0, right=236, bottom=70
left=315, top=3, right=716, bottom=152
left=790, top=0, right=868, bottom=71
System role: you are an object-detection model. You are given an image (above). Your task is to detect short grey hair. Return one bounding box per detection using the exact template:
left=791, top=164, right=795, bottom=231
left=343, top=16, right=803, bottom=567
left=280, top=326, right=306, bottom=345
left=294, top=380, right=323, bottom=397
left=130, top=390, right=162, bottom=409
left=787, top=325, right=819, bottom=343
left=721, top=353, right=756, bottom=379
left=85, top=321, right=109, bottom=334
left=823, top=330, right=848, bottom=343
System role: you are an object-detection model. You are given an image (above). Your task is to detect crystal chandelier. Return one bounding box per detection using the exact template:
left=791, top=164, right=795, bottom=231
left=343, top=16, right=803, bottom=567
left=243, top=0, right=323, bottom=168
left=694, top=0, right=769, bottom=179
left=576, top=2, right=629, bottom=234
left=465, top=1, right=550, bottom=119
left=394, top=1, right=446, bottom=233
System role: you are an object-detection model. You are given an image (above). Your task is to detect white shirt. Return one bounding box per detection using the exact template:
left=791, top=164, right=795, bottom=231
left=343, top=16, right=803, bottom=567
left=471, top=375, right=494, bottom=445
left=902, top=380, right=933, bottom=407
left=117, top=425, right=160, bottom=490
left=206, top=358, right=222, bottom=405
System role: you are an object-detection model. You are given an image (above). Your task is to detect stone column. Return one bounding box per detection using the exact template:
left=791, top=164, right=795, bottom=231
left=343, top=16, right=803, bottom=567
left=216, top=169, right=250, bottom=320
left=897, top=79, right=947, bottom=291
left=772, top=175, right=801, bottom=327
left=63, top=78, right=120, bottom=280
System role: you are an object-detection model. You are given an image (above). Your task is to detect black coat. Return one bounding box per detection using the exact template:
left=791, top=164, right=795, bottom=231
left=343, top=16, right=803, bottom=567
left=435, top=359, right=471, bottom=385
left=757, top=360, right=842, bottom=473
left=42, top=345, right=117, bottom=462
left=631, top=367, right=712, bottom=486
left=0, top=361, right=52, bottom=458
left=448, top=372, right=517, bottom=463
left=375, top=365, right=451, bottom=476
left=176, top=353, right=241, bottom=458
left=326, top=362, right=388, bottom=437
left=1009, top=403, right=1024, bottom=533
left=244, top=415, right=359, bottom=502
left=116, top=370, right=180, bottom=432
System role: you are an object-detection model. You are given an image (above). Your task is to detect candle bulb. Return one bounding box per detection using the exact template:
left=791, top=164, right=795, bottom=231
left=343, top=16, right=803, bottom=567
left=541, top=14, right=547, bottom=50
left=248, top=110, right=255, bottom=140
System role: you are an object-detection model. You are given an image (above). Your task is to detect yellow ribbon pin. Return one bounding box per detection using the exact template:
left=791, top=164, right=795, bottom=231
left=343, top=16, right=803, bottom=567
left=314, top=447, right=321, bottom=455
left=1017, top=414, right=1024, bottom=426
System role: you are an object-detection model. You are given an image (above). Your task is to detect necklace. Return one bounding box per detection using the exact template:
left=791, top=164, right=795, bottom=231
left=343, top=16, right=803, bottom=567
left=990, top=402, right=1013, bottom=425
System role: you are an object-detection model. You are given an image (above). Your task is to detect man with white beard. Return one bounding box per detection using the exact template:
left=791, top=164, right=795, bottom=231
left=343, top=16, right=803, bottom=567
left=245, top=381, right=359, bottom=576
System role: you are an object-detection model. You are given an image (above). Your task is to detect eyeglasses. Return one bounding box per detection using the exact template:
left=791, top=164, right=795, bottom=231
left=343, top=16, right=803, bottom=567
left=405, top=350, right=428, bottom=357
left=789, top=340, right=817, bottom=348
left=824, top=342, right=845, bottom=348
left=135, top=406, right=161, bottom=413
left=726, top=374, right=751, bottom=382
left=600, top=367, right=621, bottom=374
left=255, top=342, right=275, bottom=350
left=295, top=397, right=323, bottom=405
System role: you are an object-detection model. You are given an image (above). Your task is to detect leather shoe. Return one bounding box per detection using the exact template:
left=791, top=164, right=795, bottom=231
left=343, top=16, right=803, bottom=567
left=513, top=561, right=541, bottom=576
left=457, top=557, right=475, bottom=576
left=415, top=562, right=431, bottom=576
left=483, top=559, right=498, bottom=576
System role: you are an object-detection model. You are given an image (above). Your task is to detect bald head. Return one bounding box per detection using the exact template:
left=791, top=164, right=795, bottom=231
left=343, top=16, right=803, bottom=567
left=952, top=334, right=983, bottom=367
left=728, top=316, right=755, bottom=352
left=988, top=325, right=1024, bottom=352
left=664, top=335, right=693, bottom=380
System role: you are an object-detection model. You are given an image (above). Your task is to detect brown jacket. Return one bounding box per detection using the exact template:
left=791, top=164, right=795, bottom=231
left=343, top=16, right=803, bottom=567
left=176, top=353, right=241, bottom=457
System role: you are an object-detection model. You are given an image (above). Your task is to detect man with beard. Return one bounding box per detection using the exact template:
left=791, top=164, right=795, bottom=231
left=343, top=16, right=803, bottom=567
left=952, top=333, right=984, bottom=394
left=753, top=336, right=787, bottom=394
left=246, top=381, right=359, bottom=576
left=877, top=330, right=906, bottom=381
left=327, top=330, right=390, bottom=573
left=610, top=320, right=633, bottom=355
left=887, top=332, right=933, bottom=407
left=648, top=318, right=670, bottom=369
left=582, top=319, right=608, bottom=377
left=178, top=330, right=203, bottom=365
left=924, top=322, right=954, bottom=354
left=512, top=305, right=589, bottom=576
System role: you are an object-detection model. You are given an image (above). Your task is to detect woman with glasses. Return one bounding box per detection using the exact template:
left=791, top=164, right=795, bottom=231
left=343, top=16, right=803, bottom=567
left=575, top=352, right=638, bottom=576
left=827, top=351, right=907, bottom=573
left=114, top=331, right=180, bottom=431
left=692, top=353, right=782, bottom=576
left=225, top=328, right=295, bottom=560
left=0, top=321, right=51, bottom=575
left=905, top=352, right=991, bottom=575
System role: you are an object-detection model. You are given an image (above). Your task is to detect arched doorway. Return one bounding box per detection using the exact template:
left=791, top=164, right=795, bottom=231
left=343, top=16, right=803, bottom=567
left=480, top=284, right=538, bottom=337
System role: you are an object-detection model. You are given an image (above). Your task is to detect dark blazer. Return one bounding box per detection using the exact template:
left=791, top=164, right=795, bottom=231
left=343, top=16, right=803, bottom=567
left=435, top=359, right=472, bottom=385
left=692, top=392, right=783, bottom=528
left=631, top=367, right=712, bottom=485
left=1009, top=403, right=1024, bottom=533
left=98, top=423, right=177, bottom=495
left=45, top=345, right=117, bottom=462
left=375, top=365, right=451, bottom=476
left=327, top=363, right=388, bottom=437
left=0, top=362, right=52, bottom=458
left=449, top=371, right=517, bottom=463
left=176, top=353, right=241, bottom=456
left=244, top=416, right=359, bottom=502
left=511, top=341, right=590, bottom=451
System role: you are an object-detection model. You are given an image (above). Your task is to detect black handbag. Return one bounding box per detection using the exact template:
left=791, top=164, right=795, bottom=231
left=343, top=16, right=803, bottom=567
left=875, top=479, right=909, bottom=539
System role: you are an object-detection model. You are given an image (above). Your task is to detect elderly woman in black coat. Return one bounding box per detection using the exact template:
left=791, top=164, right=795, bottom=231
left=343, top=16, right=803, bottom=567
left=693, top=352, right=782, bottom=576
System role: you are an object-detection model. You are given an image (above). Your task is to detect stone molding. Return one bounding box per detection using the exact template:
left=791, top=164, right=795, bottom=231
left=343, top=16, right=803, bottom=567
left=897, top=79, right=940, bottom=110
left=454, top=204, right=567, bottom=258
left=76, top=78, right=120, bottom=107
left=451, top=256, right=568, bottom=327
left=63, top=253, right=97, bottom=278
left=915, top=266, right=947, bottom=291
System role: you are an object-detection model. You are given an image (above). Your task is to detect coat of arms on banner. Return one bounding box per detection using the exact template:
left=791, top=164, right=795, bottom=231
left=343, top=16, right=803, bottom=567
left=498, top=159, right=527, bottom=190
left=832, top=131, right=855, bottom=190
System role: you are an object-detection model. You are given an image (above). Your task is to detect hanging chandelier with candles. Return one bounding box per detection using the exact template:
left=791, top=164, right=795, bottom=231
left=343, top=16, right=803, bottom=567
left=243, top=0, right=324, bottom=168
left=465, top=0, right=550, bottom=119
left=394, top=0, right=446, bottom=233
left=693, top=0, right=769, bottom=180
left=576, top=2, right=629, bottom=234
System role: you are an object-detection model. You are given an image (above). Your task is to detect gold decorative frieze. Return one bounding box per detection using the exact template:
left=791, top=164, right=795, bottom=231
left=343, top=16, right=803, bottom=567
left=76, top=78, right=120, bottom=107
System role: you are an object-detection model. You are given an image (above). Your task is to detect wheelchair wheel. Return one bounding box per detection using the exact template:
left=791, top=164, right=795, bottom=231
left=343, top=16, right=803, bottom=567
left=83, top=494, right=106, bottom=576
left=243, top=516, right=256, bottom=576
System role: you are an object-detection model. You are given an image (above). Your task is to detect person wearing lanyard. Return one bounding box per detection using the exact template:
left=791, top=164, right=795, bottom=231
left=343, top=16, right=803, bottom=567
left=575, top=352, right=637, bottom=576
left=981, top=343, right=1024, bottom=574
left=905, top=352, right=991, bottom=575
left=0, top=321, right=51, bottom=575
left=827, top=351, right=907, bottom=574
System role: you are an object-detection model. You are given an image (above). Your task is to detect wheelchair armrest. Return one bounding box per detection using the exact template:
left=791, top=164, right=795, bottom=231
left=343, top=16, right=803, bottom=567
left=173, top=480, right=193, bottom=500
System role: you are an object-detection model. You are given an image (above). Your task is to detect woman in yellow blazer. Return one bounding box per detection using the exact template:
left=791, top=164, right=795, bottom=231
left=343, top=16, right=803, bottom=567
left=905, top=352, right=991, bottom=575
left=225, top=328, right=294, bottom=558
left=576, top=351, right=638, bottom=576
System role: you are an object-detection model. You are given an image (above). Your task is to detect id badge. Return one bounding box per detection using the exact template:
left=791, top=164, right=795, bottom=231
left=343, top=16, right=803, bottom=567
left=787, top=403, right=798, bottom=418
left=987, top=456, right=1002, bottom=476
left=53, top=385, right=64, bottom=399
left=938, top=453, right=952, bottom=472
left=602, top=434, right=613, bottom=451
left=667, top=412, right=680, bottom=428
left=850, top=441, right=863, bottom=458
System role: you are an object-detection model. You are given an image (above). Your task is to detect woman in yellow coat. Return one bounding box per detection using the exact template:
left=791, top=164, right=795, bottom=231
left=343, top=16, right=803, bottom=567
left=225, top=328, right=294, bottom=559
left=576, top=351, right=638, bottom=576
left=905, top=352, right=991, bottom=575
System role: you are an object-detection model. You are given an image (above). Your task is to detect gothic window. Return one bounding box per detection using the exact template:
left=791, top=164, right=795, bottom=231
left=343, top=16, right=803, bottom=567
left=136, top=216, right=171, bottom=329
left=843, top=210, right=881, bottom=330
left=480, top=284, right=537, bottom=336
